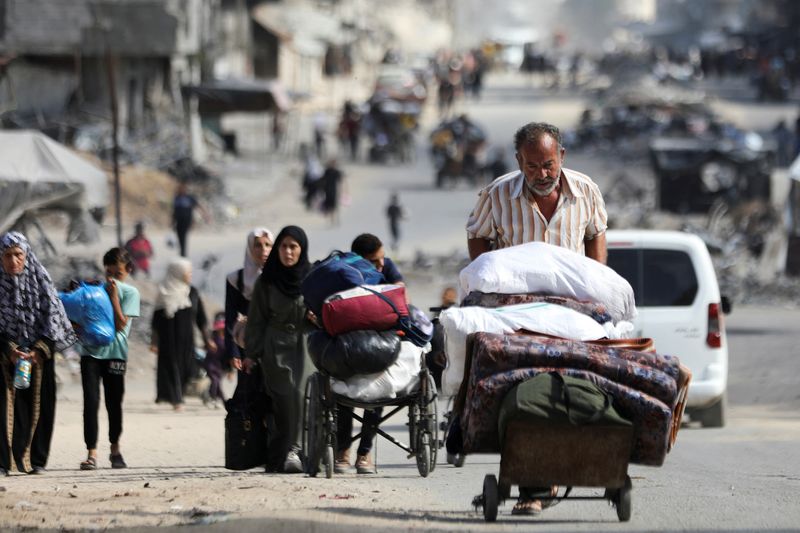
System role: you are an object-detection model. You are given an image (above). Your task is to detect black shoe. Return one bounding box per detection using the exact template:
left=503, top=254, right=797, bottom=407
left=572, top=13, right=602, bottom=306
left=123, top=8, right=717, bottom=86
left=28, top=466, right=46, bottom=475
left=110, top=454, right=127, bottom=469
left=0, top=467, right=8, bottom=476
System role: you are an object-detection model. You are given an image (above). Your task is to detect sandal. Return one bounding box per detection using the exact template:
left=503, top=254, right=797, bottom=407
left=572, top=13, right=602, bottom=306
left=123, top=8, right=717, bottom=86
left=512, top=499, right=543, bottom=516
left=110, top=454, right=127, bottom=469
left=79, top=456, right=97, bottom=471
left=541, top=485, right=561, bottom=509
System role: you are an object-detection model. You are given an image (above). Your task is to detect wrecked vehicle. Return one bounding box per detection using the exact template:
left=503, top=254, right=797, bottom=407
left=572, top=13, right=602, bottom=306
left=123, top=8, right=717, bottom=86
left=0, top=130, right=109, bottom=244
left=649, top=134, right=774, bottom=213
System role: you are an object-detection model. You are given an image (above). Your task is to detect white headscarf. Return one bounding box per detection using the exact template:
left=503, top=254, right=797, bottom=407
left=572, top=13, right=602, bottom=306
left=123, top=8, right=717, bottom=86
left=155, top=258, right=192, bottom=318
left=226, top=227, right=273, bottom=300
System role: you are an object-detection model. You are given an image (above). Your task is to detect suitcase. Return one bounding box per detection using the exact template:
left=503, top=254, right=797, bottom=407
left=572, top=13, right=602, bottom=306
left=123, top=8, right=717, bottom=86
left=321, top=284, right=408, bottom=336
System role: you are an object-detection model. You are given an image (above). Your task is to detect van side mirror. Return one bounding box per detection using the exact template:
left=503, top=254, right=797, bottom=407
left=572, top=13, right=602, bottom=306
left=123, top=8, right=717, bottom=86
left=721, top=295, right=732, bottom=315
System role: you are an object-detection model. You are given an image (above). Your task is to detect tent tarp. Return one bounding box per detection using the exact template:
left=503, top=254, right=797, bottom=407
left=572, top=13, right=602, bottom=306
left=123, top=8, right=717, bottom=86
left=0, top=129, right=109, bottom=239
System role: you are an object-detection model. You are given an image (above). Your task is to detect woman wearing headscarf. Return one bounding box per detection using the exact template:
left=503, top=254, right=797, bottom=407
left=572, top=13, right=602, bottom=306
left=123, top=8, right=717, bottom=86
left=151, top=258, right=213, bottom=411
left=245, top=226, right=313, bottom=474
left=224, top=228, right=273, bottom=370
left=0, top=232, right=76, bottom=475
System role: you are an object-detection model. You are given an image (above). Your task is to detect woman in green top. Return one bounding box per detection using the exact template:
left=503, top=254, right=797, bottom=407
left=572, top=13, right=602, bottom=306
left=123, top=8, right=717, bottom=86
left=244, top=225, right=313, bottom=474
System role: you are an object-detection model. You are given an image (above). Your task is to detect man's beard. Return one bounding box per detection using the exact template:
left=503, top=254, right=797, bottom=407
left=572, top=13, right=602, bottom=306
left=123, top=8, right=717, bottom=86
left=525, top=176, right=559, bottom=197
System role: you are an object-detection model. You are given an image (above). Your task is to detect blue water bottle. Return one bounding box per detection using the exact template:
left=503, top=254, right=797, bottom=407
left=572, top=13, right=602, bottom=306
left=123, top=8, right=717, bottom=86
left=14, top=358, right=32, bottom=390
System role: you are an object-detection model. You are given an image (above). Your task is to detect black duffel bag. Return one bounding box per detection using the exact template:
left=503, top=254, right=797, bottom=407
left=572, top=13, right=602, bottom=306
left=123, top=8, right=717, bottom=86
left=224, top=370, right=270, bottom=470
left=308, top=329, right=401, bottom=379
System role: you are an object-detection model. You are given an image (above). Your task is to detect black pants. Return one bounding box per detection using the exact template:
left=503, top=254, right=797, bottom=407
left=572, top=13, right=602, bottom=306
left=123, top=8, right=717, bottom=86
left=81, top=357, right=126, bottom=450
left=337, top=406, right=382, bottom=456
left=175, top=221, right=191, bottom=257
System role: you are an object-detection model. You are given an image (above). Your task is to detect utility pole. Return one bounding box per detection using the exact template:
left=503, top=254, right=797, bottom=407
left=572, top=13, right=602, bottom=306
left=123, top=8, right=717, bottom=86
left=105, top=38, right=123, bottom=248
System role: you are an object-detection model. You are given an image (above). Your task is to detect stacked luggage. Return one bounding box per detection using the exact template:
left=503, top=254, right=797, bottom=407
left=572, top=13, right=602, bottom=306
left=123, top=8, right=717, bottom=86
left=442, top=243, right=690, bottom=521
left=301, top=251, right=432, bottom=401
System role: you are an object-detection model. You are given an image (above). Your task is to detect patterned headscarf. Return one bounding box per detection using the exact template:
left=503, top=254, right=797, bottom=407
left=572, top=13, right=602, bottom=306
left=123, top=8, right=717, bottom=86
left=155, top=258, right=193, bottom=318
left=0, top=232, right=76, bottom=351
left=226, top=227, right=273, bottom=300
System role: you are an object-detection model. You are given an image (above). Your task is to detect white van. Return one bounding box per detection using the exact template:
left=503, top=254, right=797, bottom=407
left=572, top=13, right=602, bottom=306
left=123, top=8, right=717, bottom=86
left=606, top=230, right=730, bottom=427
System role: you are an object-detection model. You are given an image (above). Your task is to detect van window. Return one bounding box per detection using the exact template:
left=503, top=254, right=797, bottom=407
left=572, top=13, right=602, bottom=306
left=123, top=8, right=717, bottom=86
left=607, top=248, right=698, bottom=307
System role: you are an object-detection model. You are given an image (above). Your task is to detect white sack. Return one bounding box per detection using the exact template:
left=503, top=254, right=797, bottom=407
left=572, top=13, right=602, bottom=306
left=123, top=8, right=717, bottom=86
left=458, top=242, right=636, bottom=322
left=330, top=340, right=426, bottom=402
left=439, top=302, right=608, bottom=397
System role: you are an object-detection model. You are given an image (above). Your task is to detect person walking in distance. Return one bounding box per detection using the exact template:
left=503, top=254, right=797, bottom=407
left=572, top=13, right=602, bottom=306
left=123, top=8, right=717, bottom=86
left=465, top=122, right=608, bottom=515
left=78, top=248, right=141, bottom=471
left=124, top=221, right=154, bottom=278
left=386, top=192, right=405, bottom=252
left=172, top=182, right=208, bottom=258
left=321, top=159, right=345, bottom=226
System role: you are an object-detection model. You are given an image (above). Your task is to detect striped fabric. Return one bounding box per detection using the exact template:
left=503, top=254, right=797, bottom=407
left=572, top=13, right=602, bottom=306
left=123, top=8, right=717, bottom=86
left=466, top=168, right=607, bottom=254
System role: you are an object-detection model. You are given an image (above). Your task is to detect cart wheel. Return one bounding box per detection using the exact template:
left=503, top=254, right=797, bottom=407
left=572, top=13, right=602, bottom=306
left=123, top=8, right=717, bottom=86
left=302, top=374, right=324, bottom=477
left=615, top=475, right=632, bottom=522
left=416, top=432, right=431, bottom=478
left=482, top=474, right=499, bottom=522
left=324, top=445, right=334, bottom=479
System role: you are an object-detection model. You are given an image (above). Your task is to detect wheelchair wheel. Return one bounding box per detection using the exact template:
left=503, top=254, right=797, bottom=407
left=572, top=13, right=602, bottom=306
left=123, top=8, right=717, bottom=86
left=302, top=374, right=325, bottom=477
left=324, top=445, right=334, bottom=479
left=416, top=431, right=432, bottom=478
left=421, top=372, right=438, bottom=472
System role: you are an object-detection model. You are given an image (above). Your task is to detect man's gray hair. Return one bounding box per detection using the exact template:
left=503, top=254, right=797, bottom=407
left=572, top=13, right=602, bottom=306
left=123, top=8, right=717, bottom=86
left=514, top=122, right=562, bottom=152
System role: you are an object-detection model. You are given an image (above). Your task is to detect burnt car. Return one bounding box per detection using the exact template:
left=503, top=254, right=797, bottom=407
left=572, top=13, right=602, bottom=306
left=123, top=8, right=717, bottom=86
left=649, top=134, right=774, bottom=213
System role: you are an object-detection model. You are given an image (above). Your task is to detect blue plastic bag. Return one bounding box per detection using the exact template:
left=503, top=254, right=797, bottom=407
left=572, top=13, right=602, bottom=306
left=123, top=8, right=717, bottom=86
left=59, top=282, right=116, bottom=347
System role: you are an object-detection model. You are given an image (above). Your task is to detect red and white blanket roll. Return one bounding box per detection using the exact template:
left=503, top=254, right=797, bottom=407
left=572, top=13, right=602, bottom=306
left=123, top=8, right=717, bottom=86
left=321, top=284, right=408, bottom=336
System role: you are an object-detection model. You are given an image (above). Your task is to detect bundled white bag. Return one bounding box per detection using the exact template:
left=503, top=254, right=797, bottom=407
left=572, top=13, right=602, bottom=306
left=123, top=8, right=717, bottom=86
left=458, top=242, right=636, bottom=322
left=330, top=340, right=426, bottom=402
left=439, top=302, right=608, bottom=397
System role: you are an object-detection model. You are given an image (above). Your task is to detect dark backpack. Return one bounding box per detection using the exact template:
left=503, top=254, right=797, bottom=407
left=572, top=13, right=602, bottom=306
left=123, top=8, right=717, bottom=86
left=498, top=372, right=631, bottom=445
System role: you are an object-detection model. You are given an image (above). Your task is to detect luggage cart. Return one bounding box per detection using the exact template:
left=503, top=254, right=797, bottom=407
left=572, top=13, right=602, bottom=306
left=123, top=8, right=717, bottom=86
left=302, top=366, right=438, bottom=478
left=472, top=420, right=634, bottom=522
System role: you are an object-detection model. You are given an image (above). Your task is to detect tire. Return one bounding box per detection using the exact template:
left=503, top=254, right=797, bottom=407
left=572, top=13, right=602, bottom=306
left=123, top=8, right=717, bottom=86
left=324, top=445, right=334, bottom=479
left=697, top=394, right=726, bottom=428
left=416, top=433, right=431, bottom=478
left=302, top=374, right=324, bottom=477
left=482, top=474, right=499, bottom=522
left=420, top=372, right=438, bottom=472
left=615, top=475, right=632, bottom=522
left=408, top=403, right=419, bottom=453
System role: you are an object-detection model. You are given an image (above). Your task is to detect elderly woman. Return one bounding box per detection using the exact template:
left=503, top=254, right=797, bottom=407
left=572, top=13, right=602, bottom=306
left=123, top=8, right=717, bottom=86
left=0, top=232, right=76, bottom=475
left=151, top=258, right=213, bottom=411
left=245, top=226, right=313, bottom=473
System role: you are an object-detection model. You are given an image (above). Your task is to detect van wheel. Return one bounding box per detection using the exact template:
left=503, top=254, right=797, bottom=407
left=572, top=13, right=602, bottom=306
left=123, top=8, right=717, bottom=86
left=697, top=394, right=726, bottom=428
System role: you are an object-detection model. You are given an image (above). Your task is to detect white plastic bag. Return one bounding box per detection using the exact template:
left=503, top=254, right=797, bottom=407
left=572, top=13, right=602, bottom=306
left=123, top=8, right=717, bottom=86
left=458, top=242, right=636, bottom=322
left=330, top=340, right=426, bottom=401
left=439, top=302, right=608, bottom=397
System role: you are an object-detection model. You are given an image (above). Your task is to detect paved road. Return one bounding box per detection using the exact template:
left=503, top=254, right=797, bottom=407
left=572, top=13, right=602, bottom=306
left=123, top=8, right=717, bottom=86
left=41, top=72, right=800, bottom=531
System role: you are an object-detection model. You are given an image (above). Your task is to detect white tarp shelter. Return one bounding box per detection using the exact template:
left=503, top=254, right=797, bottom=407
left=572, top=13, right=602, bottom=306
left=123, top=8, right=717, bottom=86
left=0, top=130, right=109, bottom=243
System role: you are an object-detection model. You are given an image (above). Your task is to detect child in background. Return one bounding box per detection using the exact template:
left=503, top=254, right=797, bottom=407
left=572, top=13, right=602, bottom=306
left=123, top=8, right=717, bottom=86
left=124, top=222, right=154, bottom=278
left=202, top=313, right=226, bottom=408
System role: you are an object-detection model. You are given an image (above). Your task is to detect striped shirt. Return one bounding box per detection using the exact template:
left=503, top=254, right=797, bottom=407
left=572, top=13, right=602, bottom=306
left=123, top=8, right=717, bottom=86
left=466, top=168, right=607, bottom=254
